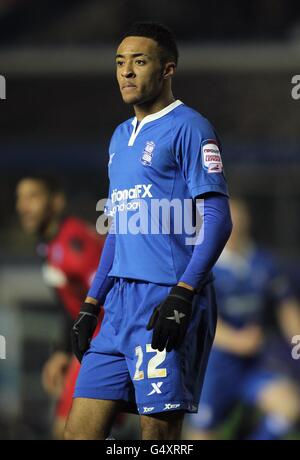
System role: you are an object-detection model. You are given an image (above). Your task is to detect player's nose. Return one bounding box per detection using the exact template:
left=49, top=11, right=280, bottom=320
left=121, top=63, right=135, bottom=78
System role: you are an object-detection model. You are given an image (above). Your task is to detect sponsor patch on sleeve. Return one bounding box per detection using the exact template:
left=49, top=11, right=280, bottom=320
left=201, top=139, right=223, bottom=173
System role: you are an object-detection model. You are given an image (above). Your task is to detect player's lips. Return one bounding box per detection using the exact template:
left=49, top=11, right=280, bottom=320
left=122, top=84, right=137, bottom=90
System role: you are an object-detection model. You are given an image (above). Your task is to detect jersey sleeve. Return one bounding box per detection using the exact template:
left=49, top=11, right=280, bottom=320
left=172, top=114, right=229, bottom=199
left=87, top=232, right=115, bottom=303
left=180, top=194, right=232, bottom=289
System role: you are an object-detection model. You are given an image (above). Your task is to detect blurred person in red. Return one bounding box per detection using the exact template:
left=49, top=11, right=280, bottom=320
left=16, top=175, right=104, bottom=439
left=186, top=198, right=300, bottom=440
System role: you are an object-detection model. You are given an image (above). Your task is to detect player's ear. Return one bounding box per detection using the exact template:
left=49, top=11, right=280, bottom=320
left=162, top=62, right=176, bottom=79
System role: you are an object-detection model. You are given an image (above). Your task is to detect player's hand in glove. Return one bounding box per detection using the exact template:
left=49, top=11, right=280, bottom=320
left=71, top=301, right=100, bottom=363
left=146, top=285, right=195, bottom=352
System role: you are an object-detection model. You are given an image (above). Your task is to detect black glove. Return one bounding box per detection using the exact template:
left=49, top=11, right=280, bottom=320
left=146, top=285, right=195, bottom=352
left=71, top=302, right=100, bottom=363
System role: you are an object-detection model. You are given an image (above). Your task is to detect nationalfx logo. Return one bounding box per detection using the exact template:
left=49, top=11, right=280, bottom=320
left=0, top=335, right=6, bottom=359
left=96, top=196, right=205, bottom=246
left=105, top=184, right=153, bottom=215
left=111, top=184, right=153, bottom=204
left=201, top=140, right=223, bottom=173
left=0, top=75, right=6, bottom=100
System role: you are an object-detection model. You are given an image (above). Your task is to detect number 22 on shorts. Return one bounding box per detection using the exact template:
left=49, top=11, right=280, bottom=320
left=133, top=344, right=167, bottom=380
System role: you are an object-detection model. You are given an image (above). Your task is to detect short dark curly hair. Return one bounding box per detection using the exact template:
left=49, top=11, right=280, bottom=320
left=121, top=21, right=179, bottom=66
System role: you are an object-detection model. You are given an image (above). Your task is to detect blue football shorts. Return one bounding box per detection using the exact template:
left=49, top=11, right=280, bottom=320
left=74, top=277, right=217, bottom=415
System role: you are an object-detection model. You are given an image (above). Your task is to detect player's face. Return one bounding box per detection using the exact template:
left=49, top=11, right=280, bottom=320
left=116, top=36, right=167, bottom=105
left=16, top=179, right=54, bottom=234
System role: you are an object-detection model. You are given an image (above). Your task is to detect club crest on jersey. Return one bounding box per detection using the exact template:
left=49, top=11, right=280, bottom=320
left=141, top=141, right=155, bottom=166
left=201, top=139, right=223, bottom=173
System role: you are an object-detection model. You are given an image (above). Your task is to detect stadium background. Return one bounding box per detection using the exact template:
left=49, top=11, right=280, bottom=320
left=0, top=0, right=300, bottom=439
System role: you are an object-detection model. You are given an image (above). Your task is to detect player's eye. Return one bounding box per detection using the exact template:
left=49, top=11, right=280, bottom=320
left=135, top=59, right=146, bottom=65
left=116, top=60, right=125, bottom=67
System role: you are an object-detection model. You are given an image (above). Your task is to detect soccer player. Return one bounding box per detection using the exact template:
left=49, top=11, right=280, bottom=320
left=65, top=22, right=232, bottom=440
left=16, top=175, right=104, bottom=439
left=186, top=199, right=300, bottom=440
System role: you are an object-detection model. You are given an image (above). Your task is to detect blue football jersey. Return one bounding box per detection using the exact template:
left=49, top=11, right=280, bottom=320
left=105, top=100, right=229, bottom=284
left=214, top=245, right=293, bottom=328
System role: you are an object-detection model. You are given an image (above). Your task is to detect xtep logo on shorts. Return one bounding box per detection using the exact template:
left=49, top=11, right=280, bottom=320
left=147, top=382, right=163, bottom=396
left=111, top=184, right=153, bottom=204
left=143, top=407, right=155, bottom=413
left=163, top=403, right=181, bottom=411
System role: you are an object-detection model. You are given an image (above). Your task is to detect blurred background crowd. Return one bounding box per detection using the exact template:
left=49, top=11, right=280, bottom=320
left=0, top=0, right=300, bottom=440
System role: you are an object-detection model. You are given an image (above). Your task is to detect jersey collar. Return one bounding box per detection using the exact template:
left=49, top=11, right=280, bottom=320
left=128, top=99, right=183, bottom=146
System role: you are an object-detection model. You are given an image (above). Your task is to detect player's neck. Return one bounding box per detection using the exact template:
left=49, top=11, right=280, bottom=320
left=133, top=92, right=175, bottom=122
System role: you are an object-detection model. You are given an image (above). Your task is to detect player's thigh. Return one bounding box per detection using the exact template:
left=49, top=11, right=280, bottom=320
left=64, top=397, right=122, bottom=440
left=256, top=378, right=300, bottom=421
left=140, top=410, right=185, bottom=440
